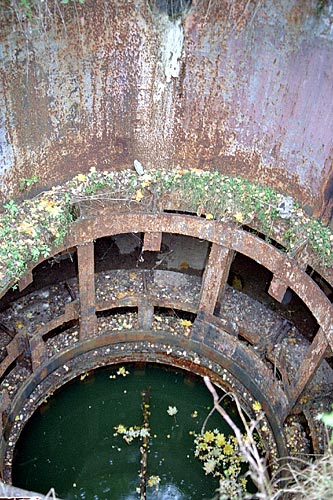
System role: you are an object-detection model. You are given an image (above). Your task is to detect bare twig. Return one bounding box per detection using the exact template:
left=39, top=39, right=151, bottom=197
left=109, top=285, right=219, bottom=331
left=0, top=481, right=62, bottom=500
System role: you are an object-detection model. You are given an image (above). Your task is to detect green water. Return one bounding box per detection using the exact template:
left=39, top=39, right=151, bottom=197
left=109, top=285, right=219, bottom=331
left=13, top=364, right=241, bottom=500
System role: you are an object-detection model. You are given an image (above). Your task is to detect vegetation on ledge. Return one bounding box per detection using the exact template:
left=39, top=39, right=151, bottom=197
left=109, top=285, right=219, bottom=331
left=1, top=167, right=333, bottom=290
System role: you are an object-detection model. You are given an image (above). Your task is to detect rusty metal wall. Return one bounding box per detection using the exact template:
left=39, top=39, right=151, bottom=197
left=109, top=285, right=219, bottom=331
left=0, top=0, right=333, bottom=219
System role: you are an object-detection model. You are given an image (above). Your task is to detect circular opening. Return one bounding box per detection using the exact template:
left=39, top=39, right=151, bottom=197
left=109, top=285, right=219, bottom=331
left=12, top=363, right=252, bottom=499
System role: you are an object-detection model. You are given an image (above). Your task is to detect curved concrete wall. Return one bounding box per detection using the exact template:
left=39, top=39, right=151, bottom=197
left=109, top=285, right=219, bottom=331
left=0, top=0, right=333, bottom=218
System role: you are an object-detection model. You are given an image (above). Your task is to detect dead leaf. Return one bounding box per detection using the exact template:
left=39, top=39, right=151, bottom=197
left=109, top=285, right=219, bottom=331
left=180, top=319, right=192, bottom=327
left=134, top=189, right=144, bottom=202
left=18, top=221, right=36, bottom=237
left=234, top=212, right=244, bottom=223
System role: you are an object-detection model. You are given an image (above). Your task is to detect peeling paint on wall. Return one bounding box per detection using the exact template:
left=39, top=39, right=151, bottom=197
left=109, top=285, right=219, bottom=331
left=160, top=16, right=184, bottom=82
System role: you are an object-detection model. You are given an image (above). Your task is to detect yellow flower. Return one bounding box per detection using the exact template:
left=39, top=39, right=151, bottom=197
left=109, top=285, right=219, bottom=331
left=45, top=203, right=62, bottom=217
left=205, top=213, right=214, bottom=220
left=230, top=435, right=238, bottom=445
left=39, top=197, right=56, bottom=209
left=203, top=431, right=215, bottom=443
left=117, top=366, right=129, bottom=377
left=215, top=433, right=226, bottom=447
left=180, top=319, right=192, bottom=327
left=198, top=442, right=208, bottom=451
left=223, top=443, right=234, bottom=455
left=147, top=475, right=160, bottom=487
left=252, top=401, right=262, bottom=412
left=114, top=424, right=127, bottom=434
left=240, top=478, right=247, bottom=488
left=76, top=173, right=86, bottom=182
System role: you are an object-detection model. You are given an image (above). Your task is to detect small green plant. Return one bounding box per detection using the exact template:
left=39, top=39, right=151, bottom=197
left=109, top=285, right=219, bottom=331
left=19, top=175, right=39, bottom=192
left=15, top=0, right=85, bottom=20
left=3, top=199, right=19, bottom=216
left=18, top=0, right=33, bottom=18
left=84, top=179, right=108, bottom=195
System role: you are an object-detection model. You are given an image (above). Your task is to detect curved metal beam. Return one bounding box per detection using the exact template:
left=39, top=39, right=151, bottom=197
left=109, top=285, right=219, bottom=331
left=65, top=213, right=333, bottom=342
left=1, top=329, right=288, bottom=474
left=16, top=212, right=332, bottom=338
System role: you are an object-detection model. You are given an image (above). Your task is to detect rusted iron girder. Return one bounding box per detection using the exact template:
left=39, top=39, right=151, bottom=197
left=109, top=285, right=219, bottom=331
left=15, top=293, right=292, bottom=401
left=198, top=243, right=234, bottom=315
left=268, top=275, right=288, bottom=303
left=29, top=334, right=48, bottom=372
left=143, top=232, right=162, bottom=252
left=3, top=280, right=284, bottom=391
left=291, top=327, right=328, bottom=403
left=3, top=271, right=202, bottom=373
left=18, top=271, right=33, bottom=293
left=35, top=301, right=79, bottom=338
left=0, top=389, right=10, bottom=446
left=77, top=242, right=98, bottom=340
left=9, top=212, right=333, bottom=407
left=0, top=336, right=25, bottom=380
left=138, top=299, right=154, bottom=330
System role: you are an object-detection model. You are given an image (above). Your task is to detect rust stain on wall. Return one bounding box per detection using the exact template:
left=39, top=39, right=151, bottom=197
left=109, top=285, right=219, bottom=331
left=0, top=0, right=332, bottom=221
